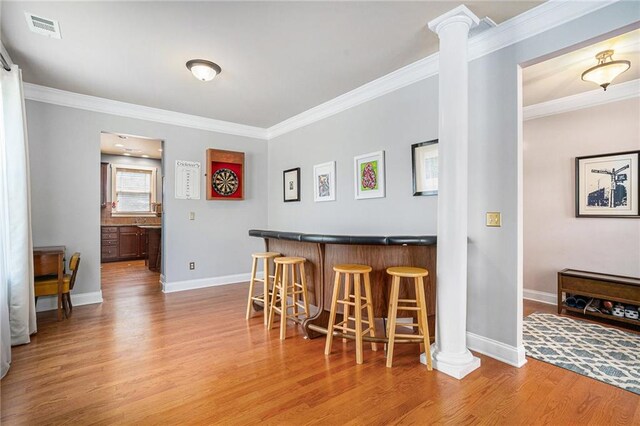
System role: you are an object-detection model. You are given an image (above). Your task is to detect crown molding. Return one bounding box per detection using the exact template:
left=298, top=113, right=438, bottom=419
left=23, top=83, right=268, bottom=140
left=266, top=54, right=440, bottom=139
left=21, top=0, right=622, bottom=140
left=467, top=0, right=617, bottom=61
left=266, top=0, right=620, bottom=139
left=523, top=78, right=640, bottom=121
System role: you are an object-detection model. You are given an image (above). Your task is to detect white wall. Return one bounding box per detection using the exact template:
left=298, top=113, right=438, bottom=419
left=524, top=98, right=640, bottom=299
left=27, top=101, right=267, bottom=297
left=267, top=2, right=640, bottom=349
left=268, top=76, right=439, bottom=235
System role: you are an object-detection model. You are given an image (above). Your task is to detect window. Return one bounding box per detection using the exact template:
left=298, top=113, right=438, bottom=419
left=111, top=165, right=157, bottom=215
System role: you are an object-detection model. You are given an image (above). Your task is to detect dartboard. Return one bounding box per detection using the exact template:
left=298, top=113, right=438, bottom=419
left=212, top=168, right=239, bottom=196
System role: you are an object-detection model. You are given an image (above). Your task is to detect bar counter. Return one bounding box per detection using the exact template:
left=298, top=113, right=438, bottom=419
left=249, top=229, right=437, bottom=339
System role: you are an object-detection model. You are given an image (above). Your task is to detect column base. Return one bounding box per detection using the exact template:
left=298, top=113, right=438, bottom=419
left=421, top=343, right=481, bottom=379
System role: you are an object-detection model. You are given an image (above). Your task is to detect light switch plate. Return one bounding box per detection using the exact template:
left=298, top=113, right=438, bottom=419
left=486, top=212, right=501, bottom=227
left=189, top=212, right=195, bottom=220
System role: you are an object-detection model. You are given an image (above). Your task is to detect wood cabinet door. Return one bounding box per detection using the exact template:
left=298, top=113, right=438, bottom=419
left=118, top=228, right=140, bottom=258
left=139, top=229, right=147, bottom=258
left=101, top=162, right=108, bottom=208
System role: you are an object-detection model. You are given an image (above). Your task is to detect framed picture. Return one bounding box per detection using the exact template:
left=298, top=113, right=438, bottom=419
left=412, top=140, right=438, bottom=196
left=354, top=151, right=385, bottom=200
left=313, top=161, right=336, bottom=202
left=575, top=150, right=639, bottom=218
left=283, top=167, right=300, bottom=202
left=206, top=148, right=244, bottom=200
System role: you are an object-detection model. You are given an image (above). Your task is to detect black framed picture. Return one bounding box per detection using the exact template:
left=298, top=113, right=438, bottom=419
left=283, top=167, right=300, bottom=202
left=412, top=140, right=438, bottom=196
left=575, top=150, right=639, bottom=218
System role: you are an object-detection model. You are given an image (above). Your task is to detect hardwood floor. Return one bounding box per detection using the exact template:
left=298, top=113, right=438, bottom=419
left=2, top=261, right=638, bottom=424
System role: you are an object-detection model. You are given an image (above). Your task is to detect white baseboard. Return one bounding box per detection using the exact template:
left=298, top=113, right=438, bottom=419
left=35, top=291, right=103, bottom=312
left=466, top=331, right=527, bottom=368
left=162, top=271, right=263, bottom=293
left=523, top=288, right=556, bottom=305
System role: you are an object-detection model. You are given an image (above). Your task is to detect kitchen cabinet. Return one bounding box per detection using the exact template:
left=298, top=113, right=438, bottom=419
left=101, top=225, right=148, bottom=263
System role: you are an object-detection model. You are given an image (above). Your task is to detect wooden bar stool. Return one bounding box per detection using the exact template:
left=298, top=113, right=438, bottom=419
left=246, top=252, right=281, bottom=326
left=325, top=264, right=377, bottom=365
left=385, top=266, right=432, bottom=369
left=267, top=257, right=310, bottom=340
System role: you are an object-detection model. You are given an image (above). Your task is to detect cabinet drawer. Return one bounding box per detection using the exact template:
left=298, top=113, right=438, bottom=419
left=102, top=233, right=118, bottom=240
left=102, top=240, right=118, bottom=247
left=101, top=247, right=118, bottom=258
left=102, top=226, right=118, bottom=233
left=119, top=226, right=140, bottom=234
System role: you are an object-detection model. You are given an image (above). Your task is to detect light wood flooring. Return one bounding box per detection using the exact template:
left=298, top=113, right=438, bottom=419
left=1, top=261, right=638, bottom=424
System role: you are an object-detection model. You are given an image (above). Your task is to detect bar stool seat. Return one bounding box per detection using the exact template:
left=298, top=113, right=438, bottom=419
left=385, top=266, right=432, bottom=369
left=267, top=256, right=310, bottom=340
left=246, top=252, right=281, bottom=326
left=325, top=264, right=377, bottom=364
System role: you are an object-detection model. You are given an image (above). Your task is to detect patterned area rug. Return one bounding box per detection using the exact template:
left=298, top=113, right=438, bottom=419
left=524, top=313, right=640, bottom=395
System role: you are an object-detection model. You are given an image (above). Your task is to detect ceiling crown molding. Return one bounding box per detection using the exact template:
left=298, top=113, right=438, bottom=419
left=523, top=78, right=640, bottom=121
left=266, top=54, right=440, bottom=139
left=21, top=0, right=621, bottom=141
left=22, top=83, right=268, bottom=140
left=267, top=0, right=620, bottom=139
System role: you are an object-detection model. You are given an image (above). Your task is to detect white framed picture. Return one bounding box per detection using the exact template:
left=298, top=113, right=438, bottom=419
left=412, top=140, right=438, bottom=196
left=313, top=161, right=336, bottom=202
left=354, top=151, right=385, bottom=200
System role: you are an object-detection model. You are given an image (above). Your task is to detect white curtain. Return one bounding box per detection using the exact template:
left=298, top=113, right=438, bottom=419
left=0, top=64, right=36, bottom=379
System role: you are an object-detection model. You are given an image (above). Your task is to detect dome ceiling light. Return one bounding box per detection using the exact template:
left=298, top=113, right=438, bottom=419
left=186, top=59, right=222, bottom=82
left=581, top=49, right=631, bottom=91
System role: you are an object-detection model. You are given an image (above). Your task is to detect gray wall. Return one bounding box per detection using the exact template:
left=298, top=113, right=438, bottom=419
left=267, top=2, right=640, bottom=348
left=524, top=99, right=640, bottom=295
left=100, top=154, right=163, bottom=204
left=27, top=101, right=267, bottom=295
left=268, top=76, right=439, bottom=234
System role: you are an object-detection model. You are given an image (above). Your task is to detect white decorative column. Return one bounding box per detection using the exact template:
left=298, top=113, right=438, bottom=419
left=420, top=5, right=480, bottom=379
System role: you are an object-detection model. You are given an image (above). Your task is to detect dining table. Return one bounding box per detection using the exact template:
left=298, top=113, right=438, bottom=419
left=33, top=246, right=66, bottom=321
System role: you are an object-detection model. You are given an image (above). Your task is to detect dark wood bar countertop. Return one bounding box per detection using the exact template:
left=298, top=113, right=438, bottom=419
left=249, top=229, right=437, bottom=340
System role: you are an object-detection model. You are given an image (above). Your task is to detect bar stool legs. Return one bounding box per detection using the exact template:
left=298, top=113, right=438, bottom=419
left=246, top=252, right=280, bottom=326
left=325, top=264, right=377, bottom=365
left=267, top=257, right=310, bottom=340
left=386, top=267, right=432, bottom=369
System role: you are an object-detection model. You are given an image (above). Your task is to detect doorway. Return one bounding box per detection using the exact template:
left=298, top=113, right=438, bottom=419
left=99, top=131, right=164, bottom=293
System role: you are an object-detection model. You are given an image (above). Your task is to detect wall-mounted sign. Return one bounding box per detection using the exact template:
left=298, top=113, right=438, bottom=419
left=175, top=160, right=201, bottom=200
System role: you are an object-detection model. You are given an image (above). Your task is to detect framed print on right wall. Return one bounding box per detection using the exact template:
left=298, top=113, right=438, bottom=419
left=575, top=150, right=639, bottom=218
left=412, top=139, right=438, bottom=196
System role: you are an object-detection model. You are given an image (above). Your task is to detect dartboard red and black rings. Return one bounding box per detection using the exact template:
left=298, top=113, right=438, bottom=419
left=212, top=168, right=239, bottom=196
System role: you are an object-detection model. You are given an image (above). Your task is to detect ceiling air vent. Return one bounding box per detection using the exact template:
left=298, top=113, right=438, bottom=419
left=24, top=12, right=61, bottom=39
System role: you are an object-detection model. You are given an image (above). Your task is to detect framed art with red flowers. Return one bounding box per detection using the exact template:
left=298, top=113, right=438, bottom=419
left=354, top=150, right=385, bottom=200
left=206, top=149, right=245, bottom=200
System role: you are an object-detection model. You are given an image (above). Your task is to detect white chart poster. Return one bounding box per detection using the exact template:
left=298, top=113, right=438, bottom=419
left=175, top=160, right=201, bottom=199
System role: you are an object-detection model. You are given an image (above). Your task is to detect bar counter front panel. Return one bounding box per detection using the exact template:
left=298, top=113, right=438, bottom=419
left=249, top=230, right=437, bottom=340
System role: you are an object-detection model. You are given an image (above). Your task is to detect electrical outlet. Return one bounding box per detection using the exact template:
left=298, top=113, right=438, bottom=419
left=189, top=212, right=195, bottom=220
left=486, top=212, right=501, bottom=227
left=189, top=262, right=195, bottom=270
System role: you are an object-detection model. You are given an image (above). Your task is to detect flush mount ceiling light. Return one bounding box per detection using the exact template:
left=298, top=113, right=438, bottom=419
left=186, top=59, right=222, bottom=82
left=581, top=49, right=631, bottom=91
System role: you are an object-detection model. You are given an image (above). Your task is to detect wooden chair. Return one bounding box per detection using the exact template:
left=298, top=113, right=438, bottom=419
left=34, top=252, right=81, bottom=318
left=385, top=266, right=431, bottom=369
left=325, top=264, right=377, bottom=364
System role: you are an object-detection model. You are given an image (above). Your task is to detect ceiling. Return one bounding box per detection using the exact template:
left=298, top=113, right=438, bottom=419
left=523, top=28, right=640, bottom=106
left=100, top=132, right=162, bottom=159
left=2, top=1, right=542, bottom=128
